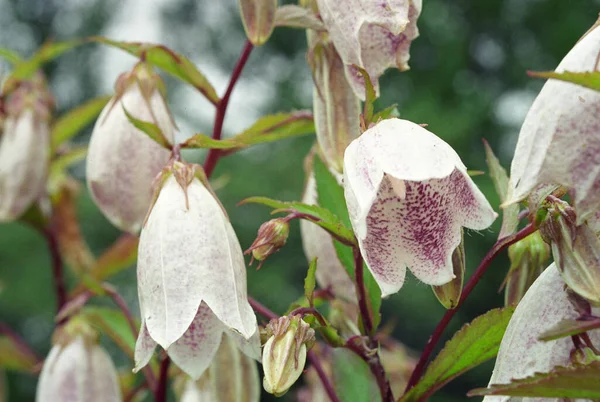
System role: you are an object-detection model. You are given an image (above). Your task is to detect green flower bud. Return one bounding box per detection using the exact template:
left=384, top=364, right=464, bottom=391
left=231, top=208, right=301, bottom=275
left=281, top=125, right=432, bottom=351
left=262, top=315, right=315, bottom=396
left=238, top=0, right=277, bottom=46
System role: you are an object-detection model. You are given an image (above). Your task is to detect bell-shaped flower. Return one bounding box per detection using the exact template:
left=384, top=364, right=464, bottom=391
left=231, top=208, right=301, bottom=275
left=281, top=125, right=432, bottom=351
left=36, top=318, right=122, bottom=402
left=483, top=264, right=600, bottom=402
left=307, top=27, right=361, bottom=173
left=316, top=0, right=422, bottom=100
left=133, top=162, right=260, bottom=379
left=300, top=171, right=358, bottom=304
left=177, top=334, right=260, bottom=402
left=343, top=118, right=497, bottom=296
left=507, top=25, right=600, bottom=224
left=0, top=76, right=52, bottom=221
left=86, top=62, right=175, bottom=233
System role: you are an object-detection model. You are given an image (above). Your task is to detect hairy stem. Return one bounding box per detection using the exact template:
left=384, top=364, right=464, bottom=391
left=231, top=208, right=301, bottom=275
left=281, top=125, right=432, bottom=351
left=250, top=296, right=341, bottom=402
left=203, top=40, right=254, bottom=178
left=405, top=223, right=537, bottom=392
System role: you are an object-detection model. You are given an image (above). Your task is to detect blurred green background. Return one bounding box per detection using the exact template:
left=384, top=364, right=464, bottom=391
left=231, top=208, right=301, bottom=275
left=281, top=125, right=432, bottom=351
left=0, top=0, right=598, bottom=400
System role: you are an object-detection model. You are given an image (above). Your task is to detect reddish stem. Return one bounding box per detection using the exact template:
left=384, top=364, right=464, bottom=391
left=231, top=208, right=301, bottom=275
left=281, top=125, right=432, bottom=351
left=290, top=306, right=328, bottom=327
left=0, top=321, right=41, bottom=367
left=345, top=336, right=394, bottom=402
left=248, top=297, right=341, bottom=402
left=353, top=247, right=373, bottom=336
left=203, top=40, right=254, bottom=178
left=102, top=284, right=138, bottom=338
left=43, top=226, right=67, bottom=312
left=404, top=223, right=537, bottom=393
left=155, top=356, right=170, bottom=402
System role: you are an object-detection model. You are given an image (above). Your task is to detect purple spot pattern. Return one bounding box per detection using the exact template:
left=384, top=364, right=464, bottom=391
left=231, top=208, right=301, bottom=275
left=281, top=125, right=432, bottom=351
left=362, top=169, right=481, bottom=286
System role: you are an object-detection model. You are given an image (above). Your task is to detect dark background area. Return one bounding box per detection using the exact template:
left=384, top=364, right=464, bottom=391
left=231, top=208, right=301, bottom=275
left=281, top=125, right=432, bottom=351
left=0, top=0, right=598, bottom=400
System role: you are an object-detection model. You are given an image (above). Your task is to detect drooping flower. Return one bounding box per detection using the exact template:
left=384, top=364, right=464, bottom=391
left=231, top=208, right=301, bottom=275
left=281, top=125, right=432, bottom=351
left=176, top=334, right=260, bottom=402
left=306, top=13, right=361, bottom=173
left=483, top=264, right=600, bottom=402
left=316, top=0, right=422, bottom=100
left=343, top=118, right=497, bottom=296
left=262, top=315, right=315, bottom=396
left=0, top=75, right=52, bottom=221
left=86, top=62, right=175, bottom=234
left=506, top=24, right=600, bottom=224
left=36, top=318, right=122, bottom=402
left=300, top=172, right=358, bottom=304
left=134, top=162, right=260, bottom=379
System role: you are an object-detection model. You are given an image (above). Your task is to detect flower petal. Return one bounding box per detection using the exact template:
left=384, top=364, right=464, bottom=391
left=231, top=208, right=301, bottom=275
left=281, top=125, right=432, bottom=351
left=226, top=326, right=262, bottom=362
left=167, top=303, right=225, bottom=380
left=484, top=264, right=600, bottom=402
left=138, top=175, right=255, bottom=347
left=508, top=25, right=600, bottom=223
left=86, top=83, right=174, bottom=233
left=133, top=319, right=157, bottom=373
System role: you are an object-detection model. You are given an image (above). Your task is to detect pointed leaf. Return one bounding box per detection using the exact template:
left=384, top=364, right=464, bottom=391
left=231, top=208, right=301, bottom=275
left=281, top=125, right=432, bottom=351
left=469, top=361, right=600, bottom=398
left=484, top=140, right=519, bottom=238
left=92, top=38, right=220, bottom=104
left=528, top=70, right=600, bottom=92
left=234, top=111, right=314, bottom=144
left=239, top=196, right=356, bottom=246
left=0, top=48, right=22, bottom=64
left=122, top=105, right=171, bottom=148
left=332, top=348, right=382, bottom=402
left=355, top=66, right=376, bottom=127
left=539, top=318, right=600, bottom=342
left=400, top=307, right=515, bottom=401
left=81, top=306, right=137, bottom=359
left=182, top=133, right=244, bottom=149
left=304, top=257, right=318, bottom=306
left=0, top=336, right=38, bottom=373
left=372, top=104, right=400, bottom=123
left=51, top=95, right=112, bottom=149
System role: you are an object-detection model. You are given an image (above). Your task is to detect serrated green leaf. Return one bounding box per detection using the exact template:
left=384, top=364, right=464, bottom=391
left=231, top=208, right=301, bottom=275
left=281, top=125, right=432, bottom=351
left=469, top=361, right=600, bottom=398
left=81, top=306, right=136, bottom=358
left=92, top=37, right=219, bottom=104
left=332, top=348, right=382, bottom=402
left=239, top=196, right=356, bottom=246
left=538, top=318, right=600, bottom=342
left=305, top=257, right=318, bottom=306
left=401, top=307, right=515, bottom=401
left=0, top=336, right=38, bottom=372
left=51, top=95, right=111, bottom=149
left=5, top=40, right=83, bottom=86
left=528, top=70, right=600, bottom=92
left=234, top=111, right=315, bottom=144
left=182, top=133, right=244, bottom=149
left=483, top=140, right=519, bottom=239
left=122, top=105, right=171, bottom=148
left=0, top=48, right=22, bottom=64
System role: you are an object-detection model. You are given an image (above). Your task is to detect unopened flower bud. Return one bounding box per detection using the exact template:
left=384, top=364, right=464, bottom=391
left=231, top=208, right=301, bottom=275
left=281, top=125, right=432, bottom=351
left=176, top=335, right=260, bottom=402
left=432, top=230, right=465, bottom=309
left=262, top=315, right=315, bottom=396
left=37, top=317, right=122, bottom=402
left=0, top=74, right=53, bottom=221
left=246, top=218, right=290, bottom=265
left=86, top=62, right=175, bottom=233
left=239, top=0, right=277, bottom=46
left=540, top=199, right=600, bottom=304
left=503, top=231, right=550, bottom=306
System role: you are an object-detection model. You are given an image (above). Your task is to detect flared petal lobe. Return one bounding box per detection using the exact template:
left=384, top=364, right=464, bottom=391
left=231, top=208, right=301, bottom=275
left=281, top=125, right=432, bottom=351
left=36, top=337, right=122, bottom=402
left=86, top=80, right=174, bottom=233
left=343, top=119, right=496, bottom=296
left=316, top=0, right=422, bottom=99
left=0, top=109, right=50, bottom=221
left=508, top=25, right=600, bottom=223
left=137, top=175, right=257, bottom=350
left=483, top=264, right=600, bottom=402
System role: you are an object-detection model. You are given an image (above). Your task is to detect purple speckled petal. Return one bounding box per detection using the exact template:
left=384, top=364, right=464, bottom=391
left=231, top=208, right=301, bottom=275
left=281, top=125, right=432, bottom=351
left=508, top=26, right=600, bottom=224
left=167, top=303, right=225, bottom=380
left=344, top=119, right=496, bottom=296
left=483, top=264, right=600, bottom=402
left=133, top=319, right=157, bottom=373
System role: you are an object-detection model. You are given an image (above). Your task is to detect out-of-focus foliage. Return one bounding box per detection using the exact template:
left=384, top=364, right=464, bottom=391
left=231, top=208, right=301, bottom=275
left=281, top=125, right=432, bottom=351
left=0, top=0, right=598, bottom=400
